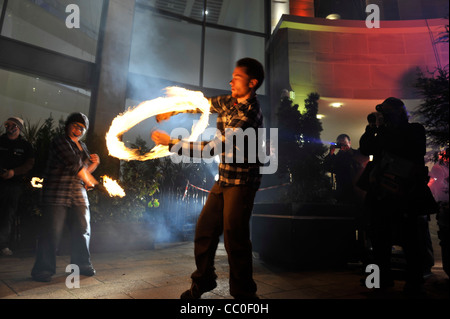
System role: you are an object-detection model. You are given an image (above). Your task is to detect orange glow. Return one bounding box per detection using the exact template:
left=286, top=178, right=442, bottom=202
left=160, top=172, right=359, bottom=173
left=289, top=0, right=315, bottom=17
left=106, top=87, right=210, bottom=161
left=31, top=177, right=43, bottom=188
left=102, top=175, right=126, bottom=198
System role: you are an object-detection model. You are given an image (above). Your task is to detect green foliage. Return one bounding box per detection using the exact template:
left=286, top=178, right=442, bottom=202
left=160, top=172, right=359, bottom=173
left=276, top=93, right=332, bottom=202
left=87, top=136, right=211, bottom=223
left=17, top=115, right=65, bottom=218
left=414, top=67, right=449, bottom=152
left=88, top=136, right=162, bottom=223
left=413, top=21, right=449, bottom=157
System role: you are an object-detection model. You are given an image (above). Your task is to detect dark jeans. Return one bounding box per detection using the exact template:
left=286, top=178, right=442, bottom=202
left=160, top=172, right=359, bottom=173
left=437, top=203, right=449, bottom=277
left=31, top=205, right=92, bottom=276
left=0, top=181, right=22, bottom=249
left=368, top=196, right=425, bottom=288
left=191, top=182, right=257, bottom=298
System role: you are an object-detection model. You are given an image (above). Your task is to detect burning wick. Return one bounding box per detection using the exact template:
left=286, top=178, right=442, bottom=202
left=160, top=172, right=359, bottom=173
left=105, top=86, right=210, bottom=161
left=102, top=175, right=126, bottom=198
left=31, top=177, right=44, bottom=188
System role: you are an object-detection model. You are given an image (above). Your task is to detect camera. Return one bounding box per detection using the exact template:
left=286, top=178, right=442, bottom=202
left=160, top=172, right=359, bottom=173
left=331, top=142, right=343, bottom=149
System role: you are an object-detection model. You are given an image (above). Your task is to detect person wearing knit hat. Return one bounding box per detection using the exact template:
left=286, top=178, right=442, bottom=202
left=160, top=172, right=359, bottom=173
left=1, top=116, right=35, bottom=256
left=31, top=112, right=99, bottom=281
left=4, top=117, right=24, bottom=133
left=65, top=112, right=89, bottom=131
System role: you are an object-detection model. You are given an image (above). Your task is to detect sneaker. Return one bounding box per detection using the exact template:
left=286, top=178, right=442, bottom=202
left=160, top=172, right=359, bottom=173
left=79, top=266, right=96, bottom=276
left=180, top=281, right=217, bottom=299
left=1, top=248, right=13, bottom=256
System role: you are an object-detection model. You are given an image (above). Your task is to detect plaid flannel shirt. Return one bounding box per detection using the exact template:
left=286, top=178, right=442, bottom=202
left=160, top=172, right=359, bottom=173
left=42, top=135, right=91, bottom=207
left=168, top=95, right=264, bottom=188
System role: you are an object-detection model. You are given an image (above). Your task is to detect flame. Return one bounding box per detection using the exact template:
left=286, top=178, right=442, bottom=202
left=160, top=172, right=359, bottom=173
left=106, top=86, right=210, bottom=161
left=102, top=175, right=126, bottom=197
left=31, top=177, right=44, bottom=188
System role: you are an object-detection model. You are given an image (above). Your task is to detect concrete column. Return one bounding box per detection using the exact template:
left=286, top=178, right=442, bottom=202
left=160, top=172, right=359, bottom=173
left=89, top=0, right=136, bottom=177
left=91, top=0, right=135, bottom=136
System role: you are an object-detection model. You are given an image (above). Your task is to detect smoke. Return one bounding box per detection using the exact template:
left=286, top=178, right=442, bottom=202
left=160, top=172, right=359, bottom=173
left=108, top=5, right=227, bottom=246
left=145, top=192, right=207, bottom=243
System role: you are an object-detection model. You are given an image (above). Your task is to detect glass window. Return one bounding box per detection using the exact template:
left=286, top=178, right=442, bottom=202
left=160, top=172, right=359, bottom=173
left=129, top=4, right=202, bottom=86
left=0, top=68, right=91, bottom=129
left=214, top=0, right=265, bottom=33
left=203, top=28, right=266, bottom=94
left=142, top=0, right=265, bottom=33
left=1, top=0, right=103, bottom=62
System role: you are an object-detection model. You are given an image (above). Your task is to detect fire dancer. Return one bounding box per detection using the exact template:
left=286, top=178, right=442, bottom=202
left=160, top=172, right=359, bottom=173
left=0, top=117, right=35, bottom=256
left=152, top=58, right=264, bottom=299
left=31, top=112, right=99, bottom=282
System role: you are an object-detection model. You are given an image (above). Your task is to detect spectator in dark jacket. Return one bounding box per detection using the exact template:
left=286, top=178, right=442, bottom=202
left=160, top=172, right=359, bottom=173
left=0, top=117, right=35, bottom=256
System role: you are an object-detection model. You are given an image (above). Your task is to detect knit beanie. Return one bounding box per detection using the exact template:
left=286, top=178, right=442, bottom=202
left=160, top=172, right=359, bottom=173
left=5, top=117, right=24, bottom=131
left=65, top=112, right=89, bottom=130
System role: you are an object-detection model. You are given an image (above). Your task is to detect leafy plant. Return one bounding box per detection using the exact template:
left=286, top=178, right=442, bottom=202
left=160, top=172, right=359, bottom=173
left=413, top=22, right=449, bottom=158
left=276, top=93, right=332, bottom=202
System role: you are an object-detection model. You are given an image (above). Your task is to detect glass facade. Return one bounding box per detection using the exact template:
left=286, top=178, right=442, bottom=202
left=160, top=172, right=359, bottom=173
left=0, top=68, right=90, bottom=128
left=129, top=7, right=203, bottom=87
left=130, top=0, right=268, bottom=94
left=204, top=28, right=265, bottom=92
left=1, top=0, right=103, bottom=62
left=144, top=0, right=265, bottom=33
left=0, top=0, right=268, bottom=137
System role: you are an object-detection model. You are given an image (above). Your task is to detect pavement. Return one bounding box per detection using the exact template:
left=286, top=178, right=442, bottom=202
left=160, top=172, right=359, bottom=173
left=0, top=214, right=447, bottom=311
left=0, top=240, right=448, bottom=301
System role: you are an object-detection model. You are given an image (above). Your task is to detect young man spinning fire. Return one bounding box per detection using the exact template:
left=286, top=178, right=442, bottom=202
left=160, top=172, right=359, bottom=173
left=152, top=58, right=264, bottom=299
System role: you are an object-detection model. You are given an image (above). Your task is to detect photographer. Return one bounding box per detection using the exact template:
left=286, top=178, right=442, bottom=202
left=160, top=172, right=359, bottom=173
left=324, top=134, right=368, bottom=204
left=359, top=97, right=437, bottom=296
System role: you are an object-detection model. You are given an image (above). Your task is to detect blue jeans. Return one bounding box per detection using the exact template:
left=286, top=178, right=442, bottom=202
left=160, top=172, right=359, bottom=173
left=31, top=205, right=92, bottom=276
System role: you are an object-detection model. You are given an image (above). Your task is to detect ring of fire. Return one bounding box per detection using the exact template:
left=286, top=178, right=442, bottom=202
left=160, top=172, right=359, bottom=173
left=106, top=87, right=210, bottom=161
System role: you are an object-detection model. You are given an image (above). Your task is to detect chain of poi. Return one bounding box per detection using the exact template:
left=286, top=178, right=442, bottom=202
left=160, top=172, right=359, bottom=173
left=106, top=87, right=210, bottom=161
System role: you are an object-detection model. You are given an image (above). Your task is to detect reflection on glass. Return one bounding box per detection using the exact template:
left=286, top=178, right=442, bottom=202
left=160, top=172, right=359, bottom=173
left=0, top=68, right=90, bottom=129
left=1, top=0, right=103, bottom=62
left=139, top=0, right=265, bottom=33
left=129, top=6, right=202, bottom=87
left=204, top=28, right=265, bottom=93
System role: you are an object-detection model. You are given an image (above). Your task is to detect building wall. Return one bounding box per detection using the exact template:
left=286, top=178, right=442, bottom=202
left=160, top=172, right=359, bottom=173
left=269, top=15, right=449, bottom=146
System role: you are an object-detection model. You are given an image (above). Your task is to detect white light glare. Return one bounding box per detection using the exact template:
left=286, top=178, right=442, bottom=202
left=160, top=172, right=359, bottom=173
left=330, top=102, right=343, bottom=108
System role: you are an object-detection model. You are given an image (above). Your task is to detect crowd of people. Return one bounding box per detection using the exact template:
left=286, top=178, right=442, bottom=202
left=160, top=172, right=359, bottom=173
left=1, top=59, right=448, bottom=298
left=324, top=97, right=448, bottom=296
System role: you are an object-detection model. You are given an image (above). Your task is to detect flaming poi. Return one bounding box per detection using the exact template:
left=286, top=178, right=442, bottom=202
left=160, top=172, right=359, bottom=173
left=106, top=86, right=210, bottom=161
left=102, top=175, right=126, bottom=197
left=31, top=177, right=44, bottom=188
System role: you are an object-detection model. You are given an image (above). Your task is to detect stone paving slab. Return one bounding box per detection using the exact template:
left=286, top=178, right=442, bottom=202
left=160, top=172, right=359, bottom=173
left=0, top=242, right=448, bottom=301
